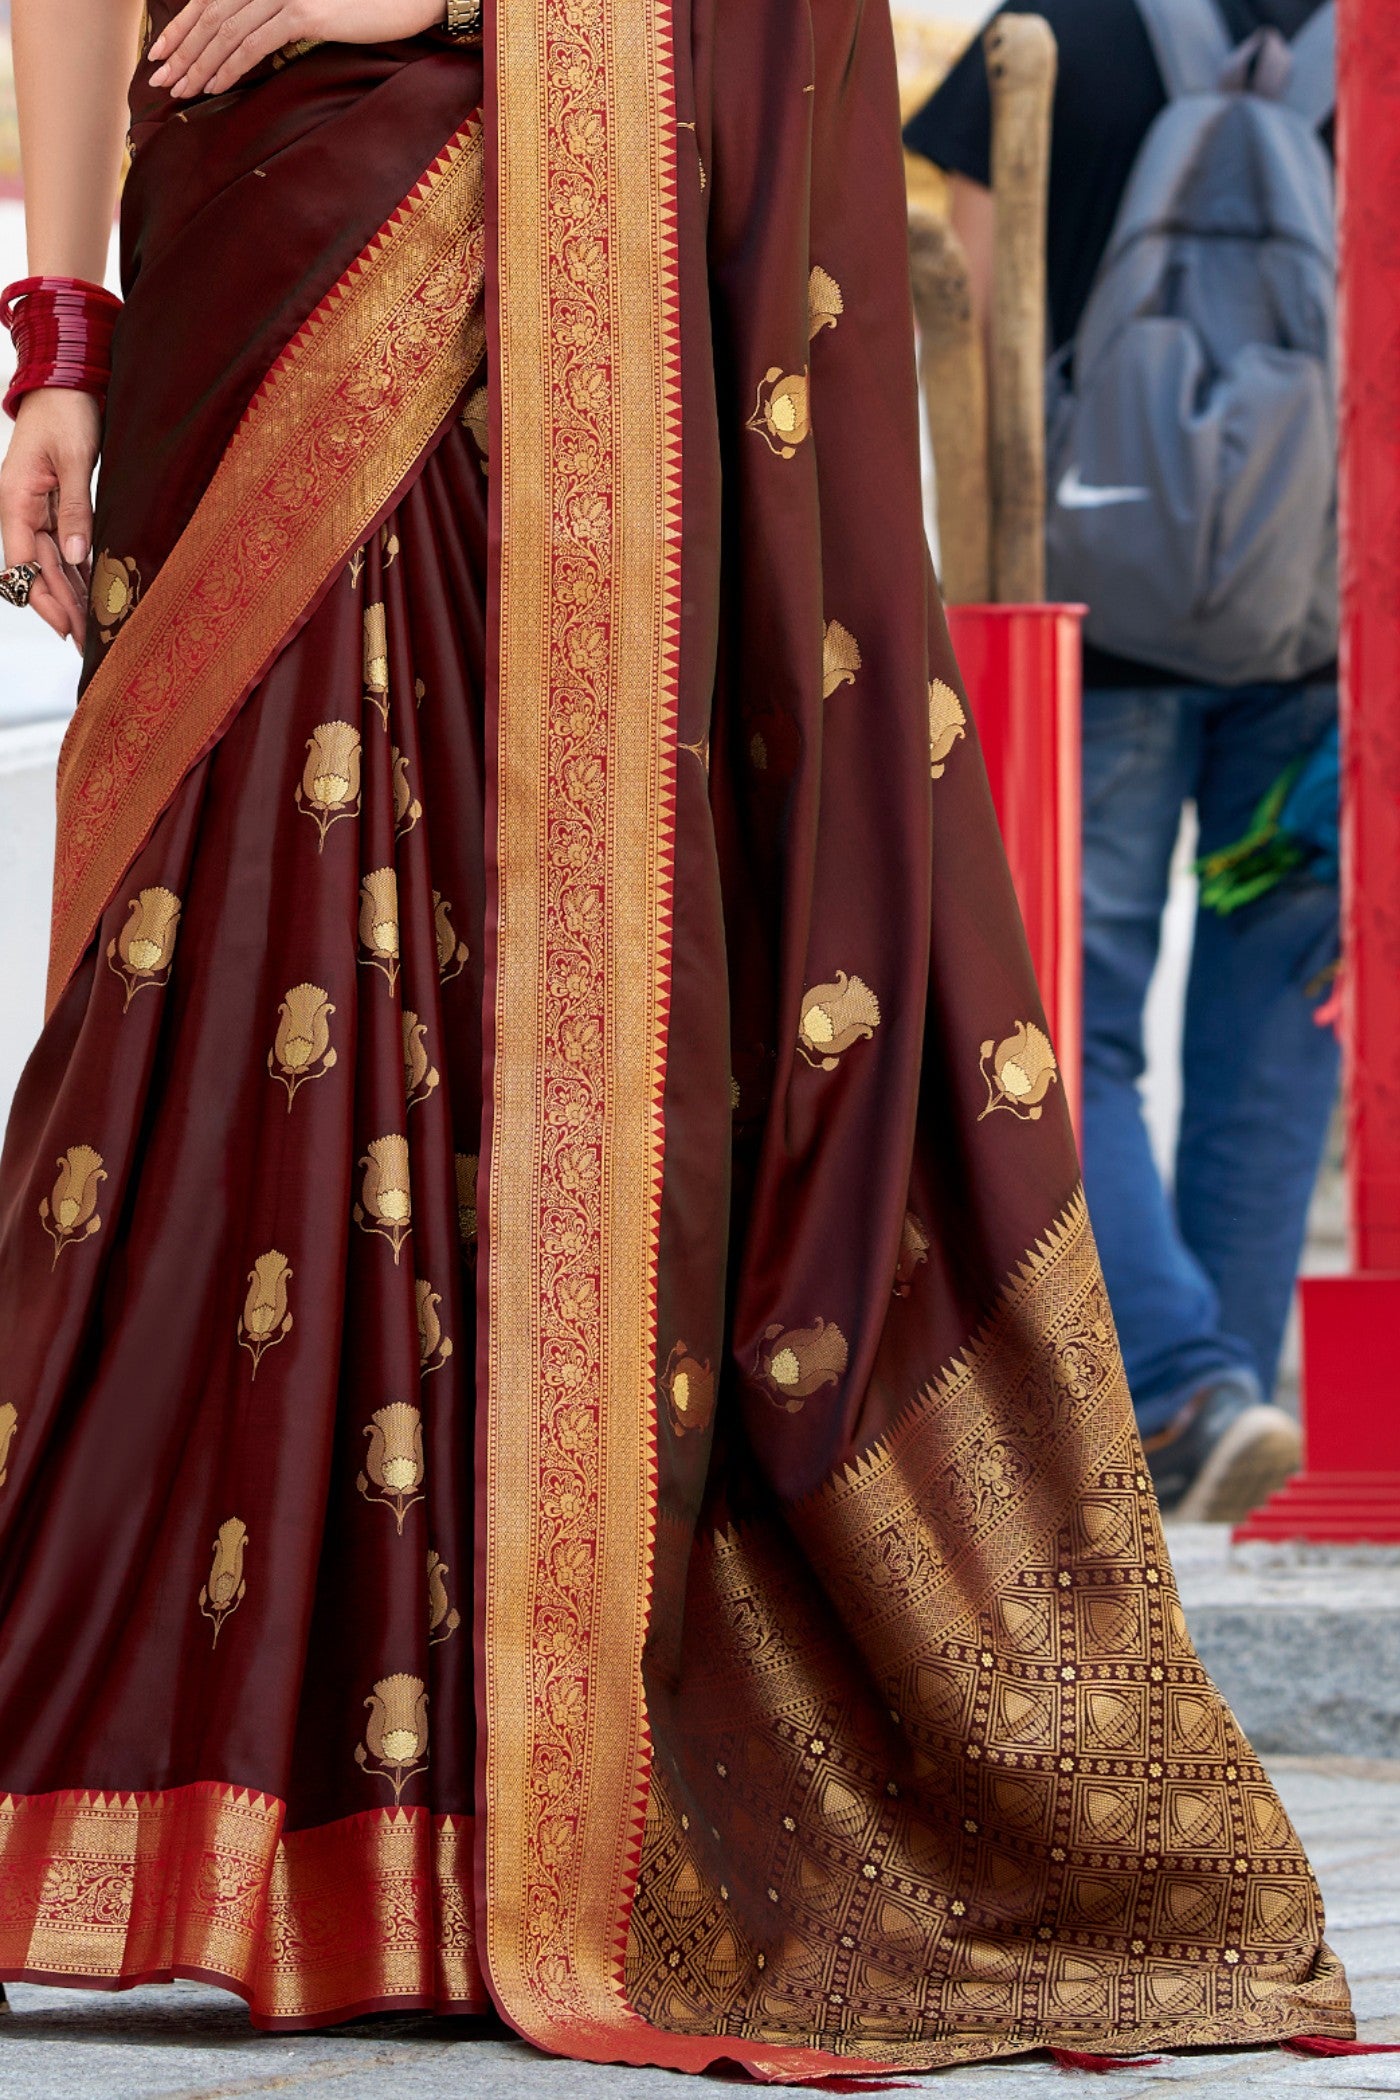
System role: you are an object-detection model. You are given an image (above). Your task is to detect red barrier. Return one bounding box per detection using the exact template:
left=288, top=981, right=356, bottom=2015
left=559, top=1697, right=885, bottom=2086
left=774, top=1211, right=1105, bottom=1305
left=1235, top=0, right=1400, bottom=1545
left=947, top=603, right=1084, bottom=1124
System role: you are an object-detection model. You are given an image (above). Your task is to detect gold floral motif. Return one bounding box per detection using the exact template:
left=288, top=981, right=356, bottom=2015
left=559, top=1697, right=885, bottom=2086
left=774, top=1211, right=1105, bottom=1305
left=416, top=1277, right=454, bottom=1376
left=268, top=983, right=336, bottom=1107
left=462, top=383, right=489, bottom=464
left=296, top=721, right=362, bottom=848
left=433, top=893, right=469, bottom=984
left=929, top=677, right=968, bottom=779
left=358, top=1402, right=426, bottom=1531
left=808, top=265, right=844, bottom=340
left=106, top=886, right=181, bottom=1007
left=364, top=602, right=390, bottom=726
left=355, top=1673, right=429, bottom=1800
left=198, top=1518, right=248, bottom=1647
left=754, top=1317, right=848, bottom=1412
left=662, top=1342, right=716, bottom=1438
left=797, top=970, right=881, bottom=1070
left=894, top=1208, right=931, bottom=1296
left=48, top=127, right=487, bottom=1017
left=39, top=1145, right=106, bottom=1266
left=348, top=546, right=367, bottom=590
left=0, top=1401, right=18, bottom=1489
left=270, top=35, right=320, bottom=68
left=402, top=1012, right=440, bottom=1112
left=747, top=367, right=810, bottom=458
left=355, top=1135, right=412, bottom=1261
left=455, top=1153, right=478, bottom=1251
left=391, top=748, right=422, bottom=839
left=91, top=552, right=140, bottom=645
left=358, top=867, right=400, bottom=989
left=414, top=676, right=426, bottom=708
left=428, top=1549, right=462, bottom=1645
left=237, top=1250, right=293, bottom=1376
left=979, top=1019, right=1060, bottom=1122
left=821, top=619, right=861, bottom=698
left=379, top=524, right=400, bottom=568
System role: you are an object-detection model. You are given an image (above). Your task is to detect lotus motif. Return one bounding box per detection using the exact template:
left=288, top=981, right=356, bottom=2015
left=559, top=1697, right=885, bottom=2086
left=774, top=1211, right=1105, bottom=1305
left=979, top=1020, right=1059, bottom=1122
left=356, top=1673, right=429, bottom=1799
left=40, top=1145, right=106, bottom=1265
left=108, top=887, right=182, bottom=1005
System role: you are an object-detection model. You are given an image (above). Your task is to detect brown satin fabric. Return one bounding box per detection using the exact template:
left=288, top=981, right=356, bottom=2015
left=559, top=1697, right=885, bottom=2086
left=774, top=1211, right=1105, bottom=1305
left=94, top=33, right=482, bottom=696
left=0, top=0, right=1350, bottom=2067
left=626, top=0, right=1349, bottom=2066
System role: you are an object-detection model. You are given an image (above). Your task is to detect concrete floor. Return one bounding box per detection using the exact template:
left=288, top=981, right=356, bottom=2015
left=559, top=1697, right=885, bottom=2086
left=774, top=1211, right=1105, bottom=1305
left=2, top=1758, right=1396, bottom=2100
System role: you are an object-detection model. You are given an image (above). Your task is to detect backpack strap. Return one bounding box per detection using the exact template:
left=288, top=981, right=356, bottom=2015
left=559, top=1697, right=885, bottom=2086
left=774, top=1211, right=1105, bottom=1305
left=1281, top=3, right=1336, bottom=129
left=1132, top=0, right=1234, bottom=99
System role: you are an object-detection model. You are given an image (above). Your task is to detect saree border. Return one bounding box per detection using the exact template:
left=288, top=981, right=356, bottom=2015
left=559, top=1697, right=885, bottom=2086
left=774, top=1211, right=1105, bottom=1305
left=0, top=1783, right=486, bottom=2027
left=482, top=0, right=685, bottom=2060
left=47, top=120, right=488, bottom=1013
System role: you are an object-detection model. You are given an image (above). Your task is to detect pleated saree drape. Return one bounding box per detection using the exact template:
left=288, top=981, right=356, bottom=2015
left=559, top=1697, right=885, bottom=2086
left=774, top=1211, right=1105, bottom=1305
left=0, top=0, right=1352, bottom=2075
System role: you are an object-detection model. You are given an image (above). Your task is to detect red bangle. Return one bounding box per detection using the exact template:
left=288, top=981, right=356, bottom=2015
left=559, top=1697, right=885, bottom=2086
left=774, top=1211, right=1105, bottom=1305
left=1, top=275, right=123, bottom=422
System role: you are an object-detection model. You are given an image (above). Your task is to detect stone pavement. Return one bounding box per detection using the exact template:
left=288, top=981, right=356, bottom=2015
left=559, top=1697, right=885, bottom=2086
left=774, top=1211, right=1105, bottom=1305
left=2, top=1757, right=1397, bottom=2100
left=1168, top=1527, right=1400, bottom=1760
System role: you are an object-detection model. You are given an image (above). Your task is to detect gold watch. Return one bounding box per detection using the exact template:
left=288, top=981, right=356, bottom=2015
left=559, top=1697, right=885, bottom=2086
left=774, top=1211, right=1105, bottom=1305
left=444, top=0, right=482, bottom=36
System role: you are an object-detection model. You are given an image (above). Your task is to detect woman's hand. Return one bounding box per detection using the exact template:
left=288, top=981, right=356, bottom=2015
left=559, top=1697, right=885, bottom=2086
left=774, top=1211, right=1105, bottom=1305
left=0, top=388, right=99, bottom=647
left=148, top=0, right=446, bottom=100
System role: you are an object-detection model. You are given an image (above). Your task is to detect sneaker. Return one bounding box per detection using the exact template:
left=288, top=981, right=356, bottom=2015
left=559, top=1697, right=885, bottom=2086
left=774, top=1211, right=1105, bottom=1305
left=1144, top=1372, right=1301, bottom=1522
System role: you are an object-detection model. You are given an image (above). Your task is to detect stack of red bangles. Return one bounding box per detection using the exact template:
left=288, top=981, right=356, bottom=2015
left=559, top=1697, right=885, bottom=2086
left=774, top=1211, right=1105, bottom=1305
left=0, top=275, right=123, bottom=421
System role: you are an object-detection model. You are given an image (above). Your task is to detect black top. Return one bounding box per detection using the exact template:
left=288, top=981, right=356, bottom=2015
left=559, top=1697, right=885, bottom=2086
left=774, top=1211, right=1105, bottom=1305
left=905, top=0, right=1334, bottom=688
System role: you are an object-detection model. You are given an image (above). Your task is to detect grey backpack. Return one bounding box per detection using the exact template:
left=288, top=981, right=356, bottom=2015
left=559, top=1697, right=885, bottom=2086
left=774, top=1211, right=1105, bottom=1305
left=1045, top=0, right=1337, bottom=686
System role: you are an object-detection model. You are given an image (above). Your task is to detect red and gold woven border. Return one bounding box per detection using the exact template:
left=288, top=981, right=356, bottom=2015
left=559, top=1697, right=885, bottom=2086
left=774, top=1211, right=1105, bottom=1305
left=0, top=1783, right=486, bottom=2028
left=47, top=120, right=488, bottom=1012
left=482, top=0, right=683, bottom=2060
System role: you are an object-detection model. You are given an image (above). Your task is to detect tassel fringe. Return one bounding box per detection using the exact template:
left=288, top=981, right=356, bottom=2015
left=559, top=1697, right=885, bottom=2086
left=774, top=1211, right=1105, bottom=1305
left=1285, top=2036, right=1400, bottom=2057
left=1050, top=2049, right=1164, bottom=2073
left=807, top=2082, right=918, bottom=2093
left=806, top=2082, right=918, bottom=2093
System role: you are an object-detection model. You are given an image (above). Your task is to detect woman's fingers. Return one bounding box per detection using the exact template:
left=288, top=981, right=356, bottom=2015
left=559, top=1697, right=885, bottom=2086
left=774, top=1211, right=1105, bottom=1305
left=0, top=396, right=102, bottom=641
left=147, top=0, right=211, bottom=73
left=0, top=473, right=42, bottom=574
left=54, top=433, right=94, bottom=569
left=201, top=9, right=302, bottom=95
left=151, top=0, right=291, bottom=94
left=33, top=532, right=86, bottom=647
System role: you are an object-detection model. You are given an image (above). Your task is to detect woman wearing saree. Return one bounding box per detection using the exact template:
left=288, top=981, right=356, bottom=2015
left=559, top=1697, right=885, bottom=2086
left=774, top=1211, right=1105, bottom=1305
left=0, top=0, right=1353, bottom=2075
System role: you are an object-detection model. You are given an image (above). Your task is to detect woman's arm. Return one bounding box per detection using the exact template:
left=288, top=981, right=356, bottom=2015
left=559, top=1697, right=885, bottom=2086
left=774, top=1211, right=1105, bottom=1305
left=0, top=0, right=143, bottom=643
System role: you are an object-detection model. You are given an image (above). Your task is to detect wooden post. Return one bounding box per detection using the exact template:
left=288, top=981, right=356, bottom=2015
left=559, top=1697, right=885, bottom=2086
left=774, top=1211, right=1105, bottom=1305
left=909, top=207, right=991, bottom=606
left=1235, top=0, right=1400, bottom=1544
left=985, top=11, right=1056, bottom=605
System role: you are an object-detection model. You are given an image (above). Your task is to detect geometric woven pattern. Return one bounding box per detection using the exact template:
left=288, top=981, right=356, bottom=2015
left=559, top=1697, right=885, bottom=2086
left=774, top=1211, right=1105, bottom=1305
left=627, top=1201, right=1350, bottom=2066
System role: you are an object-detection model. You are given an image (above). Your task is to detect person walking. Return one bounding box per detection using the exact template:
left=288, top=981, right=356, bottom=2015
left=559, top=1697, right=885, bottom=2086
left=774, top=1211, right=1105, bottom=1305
left=908, top=0, right=1341, bottom=1522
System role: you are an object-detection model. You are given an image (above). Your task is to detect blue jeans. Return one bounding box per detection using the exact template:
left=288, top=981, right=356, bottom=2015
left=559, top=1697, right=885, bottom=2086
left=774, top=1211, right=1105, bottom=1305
left=1081, top=682, right=1340, bottom=1437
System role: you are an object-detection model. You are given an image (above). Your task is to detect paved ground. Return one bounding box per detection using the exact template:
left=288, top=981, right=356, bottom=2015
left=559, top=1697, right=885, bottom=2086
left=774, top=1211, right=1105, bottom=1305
left=3, top=1757, right=1397, bottom=2100
left=1168, top=1527, right=1400, bottom=1759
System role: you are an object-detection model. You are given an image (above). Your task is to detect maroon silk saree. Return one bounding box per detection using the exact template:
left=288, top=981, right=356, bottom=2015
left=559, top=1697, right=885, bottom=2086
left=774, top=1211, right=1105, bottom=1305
left=0, top=0, right=1352, bottom=2075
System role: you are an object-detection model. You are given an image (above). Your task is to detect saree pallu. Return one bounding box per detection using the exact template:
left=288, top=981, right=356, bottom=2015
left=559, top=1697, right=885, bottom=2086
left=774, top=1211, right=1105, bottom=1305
left=0, top=0, right=1351, bottom=2075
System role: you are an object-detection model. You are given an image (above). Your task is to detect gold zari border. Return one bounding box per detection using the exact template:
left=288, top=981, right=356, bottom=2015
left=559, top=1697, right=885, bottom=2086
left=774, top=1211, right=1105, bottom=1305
left=484, top=0, right=683, bottom=2060
left=48, top=121, right=488, bottom=1011
left=621, top=1195, right=1353, bottom=2067
left=0, top=1784, right=485, bottom=2025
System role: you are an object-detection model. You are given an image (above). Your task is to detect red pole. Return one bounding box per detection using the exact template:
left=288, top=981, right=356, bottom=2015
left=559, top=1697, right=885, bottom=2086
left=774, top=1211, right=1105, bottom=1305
left=1235, top=0, right=1400, bottom=1542
left=947, top=603, right=1084, bottom=1128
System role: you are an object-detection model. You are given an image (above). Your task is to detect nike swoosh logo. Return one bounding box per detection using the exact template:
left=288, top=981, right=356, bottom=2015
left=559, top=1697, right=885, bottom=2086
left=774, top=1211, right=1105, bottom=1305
left=1056, top=465, right=1151, bottom=511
